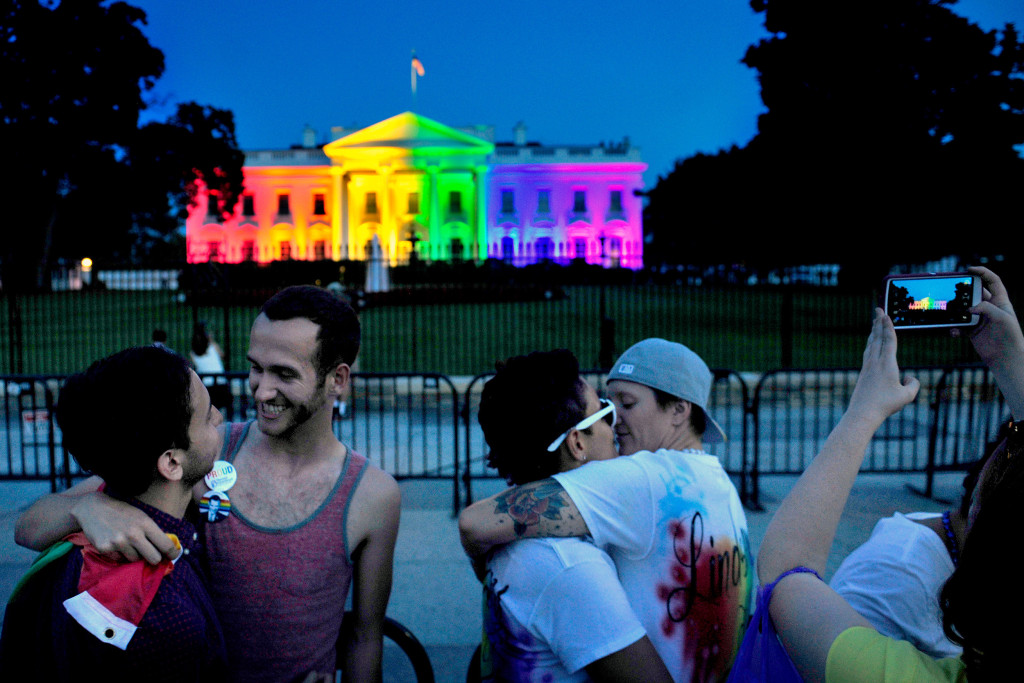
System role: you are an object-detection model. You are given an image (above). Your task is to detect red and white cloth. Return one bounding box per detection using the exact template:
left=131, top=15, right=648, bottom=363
left=61, top=532, right=181, bottom=650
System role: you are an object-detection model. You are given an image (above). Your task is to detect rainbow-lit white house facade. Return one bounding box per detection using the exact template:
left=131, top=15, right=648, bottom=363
left=186, top=112, right=646, bottom=269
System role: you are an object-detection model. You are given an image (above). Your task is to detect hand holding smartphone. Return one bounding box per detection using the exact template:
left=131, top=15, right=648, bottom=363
left=882, top=273, right=982, bottom=330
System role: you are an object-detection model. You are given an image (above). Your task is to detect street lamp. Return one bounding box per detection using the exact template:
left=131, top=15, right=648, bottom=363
left=81, top=257, right=93, bottom=286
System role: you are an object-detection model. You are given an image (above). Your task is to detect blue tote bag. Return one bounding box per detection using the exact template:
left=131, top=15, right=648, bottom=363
left=727, top=566, right=820, bottom=683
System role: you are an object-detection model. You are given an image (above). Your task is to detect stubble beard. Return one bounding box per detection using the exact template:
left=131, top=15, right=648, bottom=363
left=269, top=384, right=330, bottom=439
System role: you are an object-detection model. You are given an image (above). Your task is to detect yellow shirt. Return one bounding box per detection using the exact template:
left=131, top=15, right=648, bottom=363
left=826, top=627, right=967, bottom=683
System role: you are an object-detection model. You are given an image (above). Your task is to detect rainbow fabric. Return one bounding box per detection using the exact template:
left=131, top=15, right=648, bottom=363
left=61, top=532, right=182, bottom=650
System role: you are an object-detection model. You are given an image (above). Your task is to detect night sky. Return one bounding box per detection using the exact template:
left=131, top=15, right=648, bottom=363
left=129, top=0, right=1024, bottom=189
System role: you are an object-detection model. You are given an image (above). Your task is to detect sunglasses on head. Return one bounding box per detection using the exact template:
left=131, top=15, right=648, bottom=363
left=547, top=398, right=617, bottom=452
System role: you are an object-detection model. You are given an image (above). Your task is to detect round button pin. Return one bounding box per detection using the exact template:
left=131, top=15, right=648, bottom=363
left=204, top=460, right=237, bottom=492
left=199, top=490, right=232, bottom=523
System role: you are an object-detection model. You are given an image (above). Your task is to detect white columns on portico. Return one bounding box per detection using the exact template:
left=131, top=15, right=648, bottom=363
left=428, top=166, right=440, bottom=257
left=474, top=164, right=488, bottom=260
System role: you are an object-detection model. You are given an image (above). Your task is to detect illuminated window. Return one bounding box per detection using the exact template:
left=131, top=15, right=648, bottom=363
left=573, top=191, right=587, bottom=213
left=366, top=192, right=378, bottom=215
left=501, top=190, right=515, bottom=213
left=207, top=241, right=221, bottom=261
left=242, top=195, right=255, bottom=216
left=313, top=193, right=326, bottom=215
left=277, top=194, right=291, bottom=215
left=449, top=191, right=462, bottom=214
left=314, top=240, right=326, bottom=260
left=574, top=238, right=587, bottom=259
left=536, top=237, right=554, bottom=260
left=501, top=236, right=515, bottom=262
left=608, top=237, right=622, bottom=267
left=609, top=190, right=623, bottom=213
left=408, top=192, right=420, bottom=214
left=537, top=190, right=550, bottom=214
left=280, top=241, right=292, bottom=260
left=241, top=241, right=255, bottom=261
left=451, top=238, right=465, bottom=261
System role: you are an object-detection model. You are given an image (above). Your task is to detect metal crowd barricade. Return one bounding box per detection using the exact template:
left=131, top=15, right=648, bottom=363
left=2, top=366, right=1009, bottom=516
left=2, top=372, right=464, bottom=513
left=749, top=365, right=1008, bottom=509
left=459, top=368, right=750, bottom=508
left=914, top=364, right=1009, bottom=499
left=0, top=375, right=77, bottom=491
left=217, top=371, right=463, bottom=513
left=339, top=373, right=462, bottom=512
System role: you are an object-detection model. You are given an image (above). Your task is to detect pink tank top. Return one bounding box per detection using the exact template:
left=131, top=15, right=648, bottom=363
left=203, top=421, right=367, bottom=682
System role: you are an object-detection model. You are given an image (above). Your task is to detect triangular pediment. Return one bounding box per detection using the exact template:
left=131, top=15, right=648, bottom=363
left=324, top=112, right=494, bottom=160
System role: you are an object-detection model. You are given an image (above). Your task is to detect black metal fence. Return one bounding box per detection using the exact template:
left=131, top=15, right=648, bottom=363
left=4, top=260, right=1009, bottom=377
left=2, top=365, right=1008, bottom=514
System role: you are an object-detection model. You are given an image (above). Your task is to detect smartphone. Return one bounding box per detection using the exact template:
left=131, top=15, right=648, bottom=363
left=882, top=273, right=982, bottom=330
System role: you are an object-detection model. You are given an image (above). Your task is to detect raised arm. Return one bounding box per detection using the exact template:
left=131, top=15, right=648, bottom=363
left=340, top=466, right=401, bottom=683
left=758, top=310, right=920, bottom=682
left=968, top=266, right=1024, bottom=419
left=458, top=478, right=589, bottom=559
left=14, top=475, right=175, bottom=563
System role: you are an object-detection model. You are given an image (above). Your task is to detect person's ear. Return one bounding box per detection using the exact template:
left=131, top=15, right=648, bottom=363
left=670, top=399, right=692, bottom=427
left=156, top=448, right=184, bottom=483
left=325, top=363, right=351, bottom=397
left=565, top=429, right=588, bottom=463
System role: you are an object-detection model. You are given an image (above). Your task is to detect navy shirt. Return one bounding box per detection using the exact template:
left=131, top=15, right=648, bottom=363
left=0, top=493, right=228, bottom=682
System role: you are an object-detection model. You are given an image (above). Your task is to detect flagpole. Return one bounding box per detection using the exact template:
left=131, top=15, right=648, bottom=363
left=411, top=50, right=424, bottom=112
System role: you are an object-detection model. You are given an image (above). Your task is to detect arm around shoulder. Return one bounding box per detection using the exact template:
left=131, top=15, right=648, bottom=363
left=14, top=474, right=175, bottom=564
left=458, top=478, right=588, bottom=560
left=14, top=475, right=105, bottom=550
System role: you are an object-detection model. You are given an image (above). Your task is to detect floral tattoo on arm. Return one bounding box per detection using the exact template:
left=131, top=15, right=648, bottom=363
left=495, top=479, right=572, bottom=537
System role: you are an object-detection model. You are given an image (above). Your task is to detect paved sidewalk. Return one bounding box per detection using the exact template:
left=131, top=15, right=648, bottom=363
left=1, top=471, right=966, bottom=682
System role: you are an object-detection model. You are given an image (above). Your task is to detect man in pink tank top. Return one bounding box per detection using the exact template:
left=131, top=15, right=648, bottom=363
left=16, top=287, right=402, bottom=682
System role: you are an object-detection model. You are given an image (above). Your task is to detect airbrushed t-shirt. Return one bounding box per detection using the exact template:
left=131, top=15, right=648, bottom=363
left=553, top=448, right=753, bottom=683
left=484, top=536, right=647, bottom=682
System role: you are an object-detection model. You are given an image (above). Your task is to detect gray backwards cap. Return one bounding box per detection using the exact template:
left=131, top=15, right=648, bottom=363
left=607, top=338, right=726, bottom=443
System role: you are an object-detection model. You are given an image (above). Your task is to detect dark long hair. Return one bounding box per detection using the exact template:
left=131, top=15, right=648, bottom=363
left=940, top=430, right=1024, bottom=680
left=191, top=321, right=211, bottom=356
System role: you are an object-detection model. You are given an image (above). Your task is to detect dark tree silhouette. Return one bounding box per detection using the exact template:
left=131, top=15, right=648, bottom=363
left=125, top=103, right=245, bottom=260
left=1, top=1, right=243, bottom=288
left=645, top=0, right=1024, bottom=273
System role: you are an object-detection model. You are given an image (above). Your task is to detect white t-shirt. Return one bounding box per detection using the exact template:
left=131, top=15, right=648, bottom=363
left=829, top=512, right=961, bottom=659
left=484, top=536, right=646, bottom=682
left=191, top=346, right=224, bottom=387
left=553, top=449, right=753, bottom=683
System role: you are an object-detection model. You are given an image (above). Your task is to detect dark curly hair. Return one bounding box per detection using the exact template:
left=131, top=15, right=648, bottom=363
left=57, top=346, right=194, bottom=497
left=478, top=349, right=589, bottom=485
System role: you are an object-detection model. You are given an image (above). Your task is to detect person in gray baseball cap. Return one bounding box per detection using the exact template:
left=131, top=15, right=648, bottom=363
left=460, top=339, right=752, bottom=682
left=606, top=338, right=726, bottom=455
